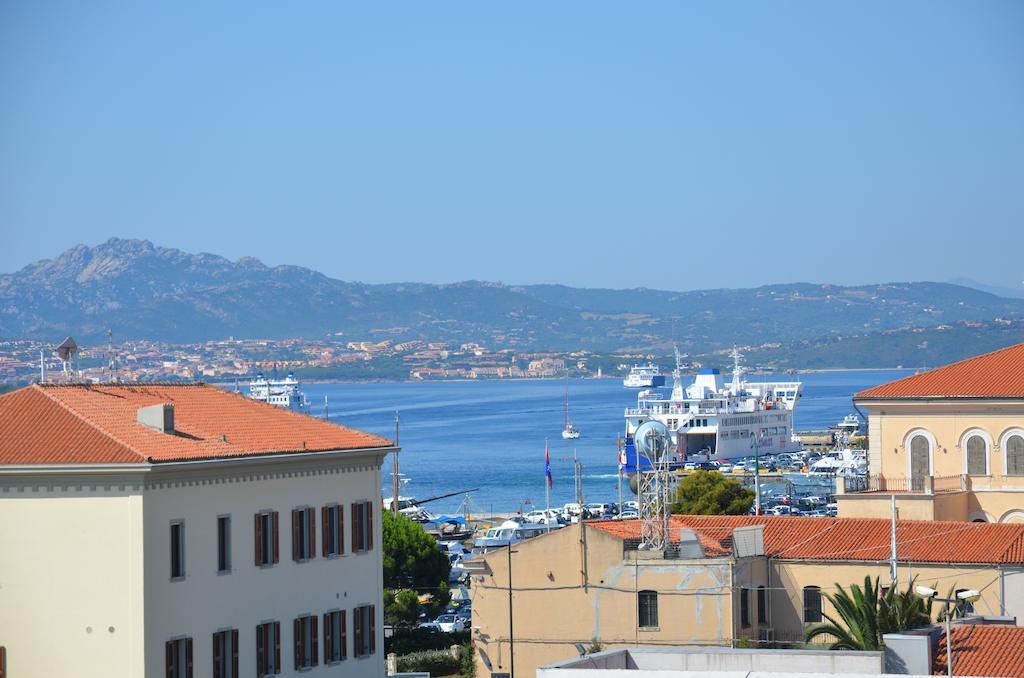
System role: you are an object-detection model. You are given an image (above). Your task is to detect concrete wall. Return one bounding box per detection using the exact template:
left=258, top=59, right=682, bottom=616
left=143, top=450, right=386, bottom=678
left=0, top=474, right=147, bottom=678
left=472, top=523, right=736, bottom=678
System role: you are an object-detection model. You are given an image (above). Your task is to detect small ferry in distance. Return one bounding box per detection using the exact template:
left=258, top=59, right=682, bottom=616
left=623, top=363, right=666, bottom=388
left=248, top=372, right=309, bottom=411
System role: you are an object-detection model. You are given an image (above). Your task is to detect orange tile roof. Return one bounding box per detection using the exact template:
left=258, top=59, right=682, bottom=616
left=0, top=383, right=392, bottom=465
left=856, top=342, right=1024, bottom=399
left=933, top=625, right=1024, bottom=677
left=587, top=515, right=1024, bottom=565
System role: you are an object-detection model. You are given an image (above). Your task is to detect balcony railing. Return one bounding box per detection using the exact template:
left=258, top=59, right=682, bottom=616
left=842, top=474, right=965, bottom=495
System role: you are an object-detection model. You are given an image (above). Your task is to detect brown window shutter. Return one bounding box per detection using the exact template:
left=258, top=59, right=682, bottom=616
left=367, top=502, right=374, bottom=551
left=369, top=605, right=376, bottom=654
left=212, top=632, right=222, bottom=678
left=273, top=622, right=281, bottom=672
left=353, top=608, right=363, bottom=657
left=291, top=510, right=300, bottom=562
left=294, top=618, right=302, bottom=670
left=321, top=506, right=329, bottom=557
left=231, top=629, right=238, bottom=678
left=351, top=502, right=358, bottom=553
left=256, top=625, right=265, bottom=677
left=339, top=504, right=345, bottom=554
left=185, top=638, right=193, bottom=678
left=272, top=512, right=280, bottom=564
left=341, top=610, right=348, bottom=660
left=307, top=507, right=316, bottom=560
left=322, top=613, right=332, bottom=663
left=311, top=614, right=319, bottom=666
left=254, top=514, right=263, bottom=566
left=166, top=640, right=174, bottom=678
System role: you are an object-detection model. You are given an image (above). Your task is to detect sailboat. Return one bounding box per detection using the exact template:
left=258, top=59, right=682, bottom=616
left=561, top=382, right=581, bottom=439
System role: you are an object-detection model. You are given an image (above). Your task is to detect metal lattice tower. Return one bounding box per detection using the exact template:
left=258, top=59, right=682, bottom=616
left=635, top=420, right=672, bottom=551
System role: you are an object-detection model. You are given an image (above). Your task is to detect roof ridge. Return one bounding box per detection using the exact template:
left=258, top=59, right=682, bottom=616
left=30, top=384, right=148, bottom=462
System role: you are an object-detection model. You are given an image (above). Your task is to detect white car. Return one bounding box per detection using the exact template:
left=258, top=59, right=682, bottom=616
left=434, top=614, right=469, bottom=632
left=524, top=509, right=561, bottom=524
left=616, top=510, right=639, bottom=520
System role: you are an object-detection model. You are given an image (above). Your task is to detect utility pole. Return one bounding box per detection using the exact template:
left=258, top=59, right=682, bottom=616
left=507, top=545, right=516, bottom=678
left=890, top=494, right=898, bottom=584
left=751, top=432, right=763, bottom=515
left=391, top=411, right=401, bottom=513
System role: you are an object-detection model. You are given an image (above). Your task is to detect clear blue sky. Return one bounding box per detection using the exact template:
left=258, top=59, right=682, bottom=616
left=2, top=1, right=1022, bottom=290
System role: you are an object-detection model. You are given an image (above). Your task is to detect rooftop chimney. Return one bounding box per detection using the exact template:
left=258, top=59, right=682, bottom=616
left=137, top=403, right=174, bottom=434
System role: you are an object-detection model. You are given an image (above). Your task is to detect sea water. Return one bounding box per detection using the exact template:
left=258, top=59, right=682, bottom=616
left=302, top=370, right=911, bottom=514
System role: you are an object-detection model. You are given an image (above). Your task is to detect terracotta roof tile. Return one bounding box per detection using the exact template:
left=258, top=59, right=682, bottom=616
left=587, top=516, right=1024, bottom=565
left=0, top=383, right=391, bottom=465
left=933, top=625, right=1024, bottom=677
left=856, top=342, right=1024, bottom=399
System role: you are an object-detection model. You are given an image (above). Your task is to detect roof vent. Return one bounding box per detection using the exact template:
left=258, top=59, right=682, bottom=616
left=137, top=403, right=174, bottom=434
left=732, top=525, right=765, bottom=558
left=678, top=529, right=704, bottom=559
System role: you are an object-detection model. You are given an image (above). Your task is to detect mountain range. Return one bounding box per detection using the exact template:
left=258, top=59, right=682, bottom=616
left=2, top=239, right=1023, bottom=358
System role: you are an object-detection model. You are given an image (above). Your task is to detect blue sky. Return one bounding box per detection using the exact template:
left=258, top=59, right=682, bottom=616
left=1, top=1, right=1022, bottom=290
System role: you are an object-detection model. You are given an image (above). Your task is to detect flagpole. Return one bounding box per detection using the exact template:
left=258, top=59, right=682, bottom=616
left=617, top=435, right=623, bottom=513
left=545, top=437, right=550, bottom=513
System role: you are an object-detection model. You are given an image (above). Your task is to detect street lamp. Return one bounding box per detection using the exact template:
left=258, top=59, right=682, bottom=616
left=914, top=586, right=980, bottom=678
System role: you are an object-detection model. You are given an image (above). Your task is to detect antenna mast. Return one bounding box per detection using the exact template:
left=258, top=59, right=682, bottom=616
left=391, top=410, right=401, bottom=513
left=636, top=420, right=672, bottom=551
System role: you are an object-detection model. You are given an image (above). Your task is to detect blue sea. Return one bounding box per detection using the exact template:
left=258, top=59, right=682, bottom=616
left=302, top=370, right=911, bottom=514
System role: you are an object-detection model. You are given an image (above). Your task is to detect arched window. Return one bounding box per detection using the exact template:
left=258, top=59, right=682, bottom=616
left=1007, top=435, right=1024, bottom=477
left=966, top=435, right=988, bottom=475
left=638, top=590, right=658, bottom=628
left=803, top=586, right=822, bottom=623
left=910, top=435, right=930, bottom=490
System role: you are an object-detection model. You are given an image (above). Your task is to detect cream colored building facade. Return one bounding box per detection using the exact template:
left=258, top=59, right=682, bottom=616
left=838, top=343, right=1024, bottom=523
left=469, top=517, right=1024, bottom=678
left=0, top=383, right=393, bottom=678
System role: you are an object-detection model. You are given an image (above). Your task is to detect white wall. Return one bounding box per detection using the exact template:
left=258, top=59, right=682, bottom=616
left=0, top=480, right=146, bottom=678
left=143, top=451, right=386, bottom=678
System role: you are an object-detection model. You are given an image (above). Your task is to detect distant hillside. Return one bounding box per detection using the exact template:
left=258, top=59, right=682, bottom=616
left=2, top=239, right=1024, bottom=357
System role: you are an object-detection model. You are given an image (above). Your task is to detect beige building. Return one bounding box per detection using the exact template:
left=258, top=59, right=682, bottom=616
left=0, top=383, right=394, bottom=678
left=838, top=342, right=1024, bottom=523
left=469, top=515, right=1024, bottom=678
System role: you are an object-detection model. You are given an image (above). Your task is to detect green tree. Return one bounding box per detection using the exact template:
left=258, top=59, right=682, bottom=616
left=805, top=576, right=932, bottom=650
left=670, top=471, right=754, bottom=515
left=385, top=588, right=423, bottom=630
left=383, top=510, right=451, bottom=590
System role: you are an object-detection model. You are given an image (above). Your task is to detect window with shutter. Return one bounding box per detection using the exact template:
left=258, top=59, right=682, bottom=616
left=367, top=502, right=374, bottom=551
left=254, top=513, right=263, bottom=566
left=804, top=586, right=823, bottom=623
left=256, top=622, right=279, bottom=677
left=292, top=510, right=301, bottom=562
left=272, top=513, right=280, bottom=564
left=170, top=521, right=185, bottom=579
left=341, top=610, right=347, bottom=660
left=231, top=629, right=238, bottom=678
left=321, top=506, right=330, bottom=557
left=165, top=638, right=192, bottom=678
left=353, top=607, right=364, bottom=658
left=369, top=605, right=376, bottom=654
left=256, top=624, right=265, bottom=677
left=273, top=622, right=281, bottom=673
left=1008, top=435, right=1024, bottom=476
left=966, top=435, right=987, bottom=475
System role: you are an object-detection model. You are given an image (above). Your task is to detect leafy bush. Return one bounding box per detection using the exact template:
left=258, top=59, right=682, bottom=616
left=385, top=627, right=469, bottom=655
left=397, top=649, right=460, bottom=676
left=458, top=642, right=475, bottom=677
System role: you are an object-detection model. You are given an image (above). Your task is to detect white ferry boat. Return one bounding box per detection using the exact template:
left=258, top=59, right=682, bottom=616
left=248, top=372, right=309, bottom=410
left=623, top=363, right=666, bottom=388
left=624, top=348, right=803, bottom=462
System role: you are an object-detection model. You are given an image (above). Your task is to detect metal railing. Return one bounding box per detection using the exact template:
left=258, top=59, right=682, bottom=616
left=842, top=474, right=966, bottom=495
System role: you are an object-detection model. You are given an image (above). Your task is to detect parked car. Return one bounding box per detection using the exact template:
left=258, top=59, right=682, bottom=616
left=434, top=614, right=469, bottom=632
left=616, top=510, right=639, bottom=520
left=524, top=509, right=562, bottom=524
left=418, top=621, right=441, bottom=631
left=695, top=461, right=719, bottom=471
left=585, top=503, right=614, bottom=518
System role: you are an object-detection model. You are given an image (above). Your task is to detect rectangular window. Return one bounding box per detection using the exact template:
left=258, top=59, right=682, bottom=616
left=292, top=507, right=316, bottom=562
left=740, top=588, right=750, bottom=628
left=638, top=590, right=658, bottom=628
left=757, top=586, right=767, bottom=625
left=212, top=629, right=238, bottom=678
left=256, top=621, right=281, bottom=677
left=170, top=521, right=185, bottom=579
left=293, top=615, right=319, bottom=670
left=323, top=610, right=346, bottom=664
left=803, top=586, right=823, bottom=623
left=217, top=516, right=231, bottom=573
left=322, top=505, right=344, bottom=557
left=165, top=637, right=193, bottom=678
left=353, top=605, right=376, bottom=657
left=351, top=501, right=374, bottom=553
left=254, top=511, right=279, bottom=567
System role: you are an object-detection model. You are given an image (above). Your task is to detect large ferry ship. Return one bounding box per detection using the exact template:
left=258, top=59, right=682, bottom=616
left=624, top=349, right=803, bottom=462
left=248, top=372, right=309, bottom=411
left=623, top=363, right=666, bottom=388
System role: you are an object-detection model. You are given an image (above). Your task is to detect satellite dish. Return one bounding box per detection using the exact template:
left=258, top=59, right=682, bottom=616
left=634, top=420, right=669, bottom=460
left=57, top=336, right=78, bottom=363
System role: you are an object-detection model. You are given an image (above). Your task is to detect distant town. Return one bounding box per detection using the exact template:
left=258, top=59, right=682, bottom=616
left=0, top=336, right=705, bottom=385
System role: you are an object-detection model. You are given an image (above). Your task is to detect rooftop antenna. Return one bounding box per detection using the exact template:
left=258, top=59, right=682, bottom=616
left=56, top=336, right=79, bottom=381
left=671, top=344, right=685, bottom=401
left=730, top=346, right=745, bottom=393
left=635, top=419, right=672, bottom=551
left=391, top=410, right=401, bottom=513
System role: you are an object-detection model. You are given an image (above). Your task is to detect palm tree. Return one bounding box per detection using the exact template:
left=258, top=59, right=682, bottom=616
left=805, top=576, right=931, bottom=650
